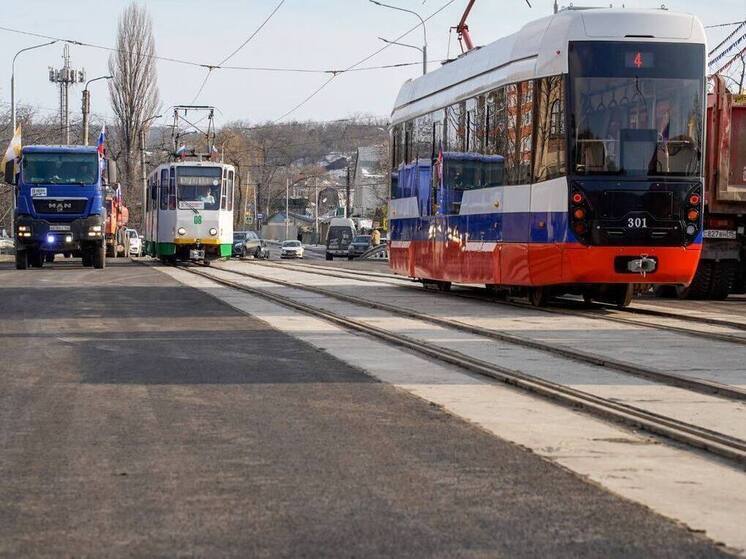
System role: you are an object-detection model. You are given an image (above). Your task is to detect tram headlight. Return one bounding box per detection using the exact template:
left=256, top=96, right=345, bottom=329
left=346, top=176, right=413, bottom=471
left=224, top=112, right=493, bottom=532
left=178, top=227, right=187, bottom=236
left=686, top=224, right=697, bottom=236
left=209, top=227, right=217, bottom=236
left=687, top=209, right=699, bottom=222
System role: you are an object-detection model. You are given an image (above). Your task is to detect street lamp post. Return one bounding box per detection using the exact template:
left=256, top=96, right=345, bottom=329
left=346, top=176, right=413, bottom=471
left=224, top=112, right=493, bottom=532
left=9, top=40, right=56, bottom=237
left=82, top=75, right=112, bottom=146
left=369, top=0, right=427, bottom=75
left=11, top=40, right=57, bottom=132
left=141, top=114, right=162, bottom=233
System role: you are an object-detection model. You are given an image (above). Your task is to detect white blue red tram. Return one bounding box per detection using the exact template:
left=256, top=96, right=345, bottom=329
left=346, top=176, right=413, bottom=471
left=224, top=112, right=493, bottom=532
left=388, top=8, right=707, bottom=306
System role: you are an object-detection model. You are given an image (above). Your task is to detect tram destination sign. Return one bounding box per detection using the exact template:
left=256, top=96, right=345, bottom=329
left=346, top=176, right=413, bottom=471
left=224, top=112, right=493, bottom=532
left=178, top=176, right=220, bottom=186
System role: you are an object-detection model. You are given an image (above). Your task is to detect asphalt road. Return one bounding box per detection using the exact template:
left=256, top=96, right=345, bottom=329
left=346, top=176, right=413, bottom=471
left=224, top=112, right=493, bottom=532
left=0, top=259, right=732, bottom=557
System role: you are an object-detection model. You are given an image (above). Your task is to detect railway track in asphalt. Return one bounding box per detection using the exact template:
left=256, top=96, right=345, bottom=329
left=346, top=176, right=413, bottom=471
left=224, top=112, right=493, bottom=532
left=257, top=260, right=746, bottom=345
left=172, top=261, right=746, bottom=468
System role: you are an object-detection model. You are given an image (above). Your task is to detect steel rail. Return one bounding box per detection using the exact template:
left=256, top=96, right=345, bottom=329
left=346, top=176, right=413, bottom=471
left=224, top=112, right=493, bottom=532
left=174, top=262, right=746, bottom=467
left=211, top=262, right=746, bottom=401
left=248, top=260, right=746, bottom=346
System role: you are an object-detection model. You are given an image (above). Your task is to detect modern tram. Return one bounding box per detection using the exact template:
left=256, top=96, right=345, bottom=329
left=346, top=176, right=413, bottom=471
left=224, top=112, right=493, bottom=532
left=144, top=161, right=235, bottom=263
left=388, top=8, right=707, bottom=306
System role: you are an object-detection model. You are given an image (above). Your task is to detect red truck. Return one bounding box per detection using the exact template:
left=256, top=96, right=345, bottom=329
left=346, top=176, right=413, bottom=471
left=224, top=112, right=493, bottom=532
left=104, top=184, right=129, bottom=257
left=664, top=76, right=746, bottom=299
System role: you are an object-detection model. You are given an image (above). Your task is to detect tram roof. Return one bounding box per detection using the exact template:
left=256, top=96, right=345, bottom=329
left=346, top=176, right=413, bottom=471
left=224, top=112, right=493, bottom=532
left=391, top=8, right=706, bottom=124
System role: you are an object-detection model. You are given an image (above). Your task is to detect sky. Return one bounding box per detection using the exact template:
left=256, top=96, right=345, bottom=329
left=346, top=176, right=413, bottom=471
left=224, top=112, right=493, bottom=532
left=1, top=0, right=744, bottom=131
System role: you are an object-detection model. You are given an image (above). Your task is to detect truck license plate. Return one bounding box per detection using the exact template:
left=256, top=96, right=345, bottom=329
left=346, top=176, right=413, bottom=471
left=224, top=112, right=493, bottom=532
left=703, top=229, right=737, bottom=240
left=49, top=224, right=71, bottom=231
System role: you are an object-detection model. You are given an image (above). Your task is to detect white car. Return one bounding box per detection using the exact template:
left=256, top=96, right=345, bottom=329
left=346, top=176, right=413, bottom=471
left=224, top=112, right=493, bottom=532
left=126, top=229, right=142, bottom=257
left=280, top=240, right=304, bottom=259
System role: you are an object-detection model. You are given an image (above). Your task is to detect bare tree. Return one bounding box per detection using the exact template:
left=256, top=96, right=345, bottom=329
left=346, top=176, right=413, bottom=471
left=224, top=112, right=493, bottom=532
left=108, top=2, right=159, bottom=227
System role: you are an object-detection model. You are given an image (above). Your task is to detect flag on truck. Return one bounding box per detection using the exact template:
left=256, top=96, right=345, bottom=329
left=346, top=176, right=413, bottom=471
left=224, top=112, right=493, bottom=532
left=97, top=124, right=106, bottom=156
left=2, top=125, right=22, bottom=173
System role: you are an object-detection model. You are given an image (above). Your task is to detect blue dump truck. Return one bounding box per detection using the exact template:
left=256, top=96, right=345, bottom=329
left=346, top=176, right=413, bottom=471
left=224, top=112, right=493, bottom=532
left=5, top=145, right=113, bottom=269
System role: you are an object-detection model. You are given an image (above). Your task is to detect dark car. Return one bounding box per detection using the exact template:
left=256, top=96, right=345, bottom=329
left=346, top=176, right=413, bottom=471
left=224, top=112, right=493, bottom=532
left=347, top=235, right=372, bottom=260
left=233, top=231, right=262, bottom=258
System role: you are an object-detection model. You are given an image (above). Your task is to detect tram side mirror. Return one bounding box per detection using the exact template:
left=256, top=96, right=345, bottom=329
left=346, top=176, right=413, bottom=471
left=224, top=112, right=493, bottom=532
left=4, top=161, right=16, bottom=185
left=107, top=159, right=118, bottom=185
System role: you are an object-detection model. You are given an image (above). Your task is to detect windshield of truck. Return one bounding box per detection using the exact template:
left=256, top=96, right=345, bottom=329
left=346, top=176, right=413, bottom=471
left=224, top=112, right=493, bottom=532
left=177, top=167, right=221, bottom=210
left=22, top=152, right=98, bottom=185
left=569, top=41, right=705, bottom=178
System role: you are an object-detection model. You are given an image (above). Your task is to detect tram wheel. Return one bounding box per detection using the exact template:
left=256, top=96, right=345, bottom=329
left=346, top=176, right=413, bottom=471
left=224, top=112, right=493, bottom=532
left=529, top=287, right=550, bottom=307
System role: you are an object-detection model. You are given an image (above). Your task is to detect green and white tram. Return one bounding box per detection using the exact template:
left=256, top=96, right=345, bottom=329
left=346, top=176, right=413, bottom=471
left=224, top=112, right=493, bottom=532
left=144, top=161, right=235, bottom=263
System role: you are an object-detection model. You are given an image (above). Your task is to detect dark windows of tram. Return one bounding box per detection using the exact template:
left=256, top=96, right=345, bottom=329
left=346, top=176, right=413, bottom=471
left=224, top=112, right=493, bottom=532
left=446, top=102, right=465, bottom=152
left=227, top=170, right=234, bottom=211
left=168, top=167, right=176, bottom=210
left=159, top=169, right=168, bottom=210
left=534, top=75, right=567, bottom=182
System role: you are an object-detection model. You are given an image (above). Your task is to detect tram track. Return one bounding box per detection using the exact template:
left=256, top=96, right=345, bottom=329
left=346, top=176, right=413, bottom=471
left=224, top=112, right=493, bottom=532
left=171, top=261, right=746, bottom=468
left=253, top=259, right=746, bottom=345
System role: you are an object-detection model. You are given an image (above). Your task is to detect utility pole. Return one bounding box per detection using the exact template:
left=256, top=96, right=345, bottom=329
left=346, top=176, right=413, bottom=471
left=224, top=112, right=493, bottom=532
left=345, top=165, right=351, bottom=218
left=82, top=75, right=112, bottom=145
left=285, top=176, right=290, bottom=241
left=48, top=44, right=85, bottom=145
left=140, top=114, right=161, bottom=231
left=314, top=176, right=319, bottom=244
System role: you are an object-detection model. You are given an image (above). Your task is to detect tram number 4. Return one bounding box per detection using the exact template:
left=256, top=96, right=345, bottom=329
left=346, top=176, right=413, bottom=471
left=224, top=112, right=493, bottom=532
left=627, top=217, right=647, bottom=229
left=194, top=215, right=202, bottom=225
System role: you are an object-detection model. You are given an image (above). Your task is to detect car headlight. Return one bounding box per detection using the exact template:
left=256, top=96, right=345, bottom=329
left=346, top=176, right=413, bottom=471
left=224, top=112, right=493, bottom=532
left=209, top=228, right=217, bottom=236
left=178, top=227, right=187, bottom=236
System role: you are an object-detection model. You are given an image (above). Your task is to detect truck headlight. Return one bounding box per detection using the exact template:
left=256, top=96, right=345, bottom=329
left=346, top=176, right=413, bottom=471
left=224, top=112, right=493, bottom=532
left=89, top=225, right=102, bottom=232
left=18, top=225, right=30, bottom=232
left=209, top=228, right=217, bottom=236
left=178, top=227, right=187, bottom=236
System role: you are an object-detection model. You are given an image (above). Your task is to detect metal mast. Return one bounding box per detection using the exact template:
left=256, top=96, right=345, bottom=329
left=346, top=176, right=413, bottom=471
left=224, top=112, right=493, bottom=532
left=48, top=44, right=85, bottom=145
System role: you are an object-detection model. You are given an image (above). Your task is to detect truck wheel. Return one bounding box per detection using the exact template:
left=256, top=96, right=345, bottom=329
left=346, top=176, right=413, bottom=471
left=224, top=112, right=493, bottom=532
left=45, top=253, right=55, bottom=263
left=709, top=260, right=737, bottom=300
left=93, top=246, right=106, bottom=269
left=326, top=253, right=333, bottom=261
left=613, top=284, right=634, bottom=308
left=15, top=250, right=28, bottom=270
left=29, top=250, right=44, bottom=268
left=82, top=253, right=93, bottom=267
left=677, top=261, right=712, bottom=299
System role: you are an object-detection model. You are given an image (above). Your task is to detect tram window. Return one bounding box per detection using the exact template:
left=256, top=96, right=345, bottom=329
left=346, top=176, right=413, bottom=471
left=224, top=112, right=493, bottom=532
left=227, top=170, right=234, bottom=211
left=414, top=113, right=432, bottom=161
left=220, top=169, right=227, bottom=210
left=404, top=121, right=415, bottom=164
left=504, top=81, right=533, bottom=185
left=168, top=168, right=176, bottom=210
left=485, top=87, right=508, bottom=159
left=534, top=75, right=567, bottom=182
left=160, top=169, right=168, bottom=210
left=446, top=102, right=465, bottom=152
left=465, top=97, right=478, bottom=153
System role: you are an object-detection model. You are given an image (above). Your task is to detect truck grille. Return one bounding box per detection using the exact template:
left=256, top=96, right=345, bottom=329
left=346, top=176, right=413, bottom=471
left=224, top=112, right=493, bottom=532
left=32, top=198, right=87, bottom=214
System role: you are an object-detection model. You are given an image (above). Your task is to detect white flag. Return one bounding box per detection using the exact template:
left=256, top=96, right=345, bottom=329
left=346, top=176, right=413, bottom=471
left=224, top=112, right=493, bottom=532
left=2, top=125, right=22, bottom=168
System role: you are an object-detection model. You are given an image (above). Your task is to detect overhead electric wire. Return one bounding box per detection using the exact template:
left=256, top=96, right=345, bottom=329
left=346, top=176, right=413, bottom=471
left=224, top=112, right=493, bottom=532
left=706, top=21, right=746, bottom=29
left=708, top=20, right=746, bottom=57
left=273, top=0, right=458, bottom=123
left=0, top=24, right=420, bottom=76
left=218, top=0, right=286, bottom=67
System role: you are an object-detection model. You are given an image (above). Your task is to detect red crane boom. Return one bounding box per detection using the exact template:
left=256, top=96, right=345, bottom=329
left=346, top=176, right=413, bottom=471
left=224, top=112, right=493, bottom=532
left=456, top=0, right=477, bottom=52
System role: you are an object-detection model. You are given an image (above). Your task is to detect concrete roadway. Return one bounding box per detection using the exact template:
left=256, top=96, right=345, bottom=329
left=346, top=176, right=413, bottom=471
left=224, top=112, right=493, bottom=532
left=0, top=259, right=733, bottom=557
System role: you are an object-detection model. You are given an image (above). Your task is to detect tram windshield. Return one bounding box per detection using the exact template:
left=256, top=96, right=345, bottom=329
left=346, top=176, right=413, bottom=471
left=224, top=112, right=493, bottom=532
left=569, top=42, right=705, bottom=178
left=176, top=166, right=221, bottom=210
